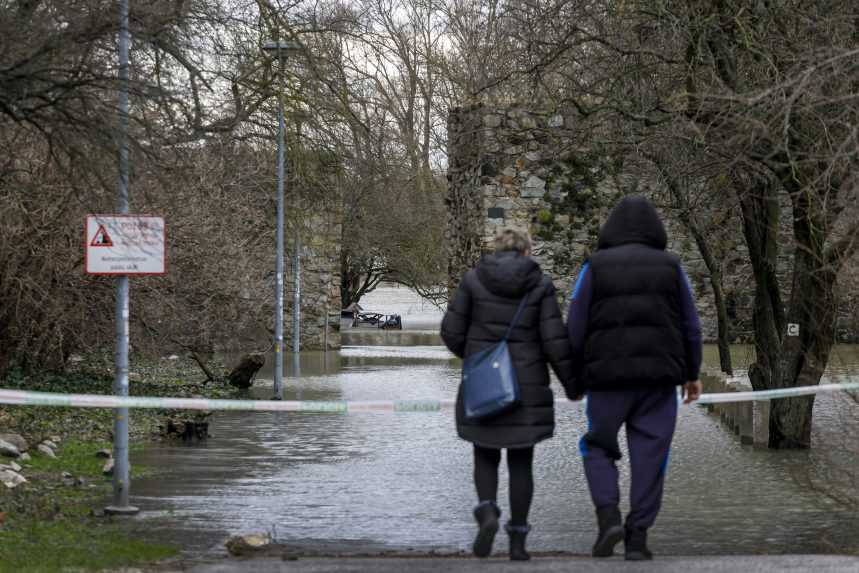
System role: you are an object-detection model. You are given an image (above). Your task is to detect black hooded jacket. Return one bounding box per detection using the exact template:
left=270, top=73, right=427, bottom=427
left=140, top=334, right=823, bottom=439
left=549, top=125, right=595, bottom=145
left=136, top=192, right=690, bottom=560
left=582, top=196, right=689, bottom=389
left=441, top=251, right=578, bottom=449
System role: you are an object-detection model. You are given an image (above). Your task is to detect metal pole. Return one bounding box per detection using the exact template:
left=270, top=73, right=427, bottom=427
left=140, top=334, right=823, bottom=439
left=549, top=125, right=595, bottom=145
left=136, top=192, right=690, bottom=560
left=292, top=226, right=301, bottom=354
left=273, top=48, right=286, bottom=400
left=106, top=0, right=138, bottom=516
left=324, top=312, right=329, bottom=351
left=292, top=351, right=302, bottom=400
left=292, top=118, right=301, bottom=355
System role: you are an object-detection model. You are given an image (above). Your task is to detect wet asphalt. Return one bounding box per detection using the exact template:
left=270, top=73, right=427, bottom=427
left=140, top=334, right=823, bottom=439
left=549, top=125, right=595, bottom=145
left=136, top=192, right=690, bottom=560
left=177, top=554, right=859, bottom=573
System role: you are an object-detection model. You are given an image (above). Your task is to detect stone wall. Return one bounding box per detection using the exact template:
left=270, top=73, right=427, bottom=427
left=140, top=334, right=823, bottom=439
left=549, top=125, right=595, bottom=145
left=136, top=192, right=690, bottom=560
left=447, top=103, right=857, bottom=343
left=446, top=104, right=613, bottom=298
left=282, top=160, right=343, bottom=351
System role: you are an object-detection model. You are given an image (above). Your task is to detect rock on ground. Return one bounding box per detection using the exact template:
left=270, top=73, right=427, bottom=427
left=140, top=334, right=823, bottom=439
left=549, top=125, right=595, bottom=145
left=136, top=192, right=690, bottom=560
left=0, top=432, right=28, bottom=452
left=37, top=444, right=56, bottom=458
left=42, top=439, right=58, bottom=449
left=0, top=461, right=22, bottom=472
left=0, top=469, right=27, bottom=489
left=19, top=452, right=31, bottom=462
left=225, top=533, right=273, bottom=556
left=0, top=439, right=21, bottom=458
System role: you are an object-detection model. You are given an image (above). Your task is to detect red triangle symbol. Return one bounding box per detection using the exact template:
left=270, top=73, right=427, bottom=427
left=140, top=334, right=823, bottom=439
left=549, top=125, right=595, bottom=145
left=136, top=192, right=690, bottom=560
left=90, top=224, right=113, bottom=247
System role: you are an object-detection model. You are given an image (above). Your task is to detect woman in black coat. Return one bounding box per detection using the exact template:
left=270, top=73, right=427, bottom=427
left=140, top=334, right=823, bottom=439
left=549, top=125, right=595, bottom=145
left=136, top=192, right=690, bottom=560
left=441, top=229, right=580, bottom=560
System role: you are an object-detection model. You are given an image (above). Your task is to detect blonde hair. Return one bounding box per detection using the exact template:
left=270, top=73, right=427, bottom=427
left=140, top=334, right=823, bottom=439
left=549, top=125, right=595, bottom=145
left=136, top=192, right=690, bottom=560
left=494, top=228, right=532, bottom=254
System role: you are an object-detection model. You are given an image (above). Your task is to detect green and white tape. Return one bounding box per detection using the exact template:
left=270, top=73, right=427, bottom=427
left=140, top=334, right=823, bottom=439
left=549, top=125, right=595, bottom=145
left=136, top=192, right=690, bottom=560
left=0, top=383, right=857, bottom=412
left=693, top=381, right=859, bottom=403
left=0, top=389, right=453, bottom=412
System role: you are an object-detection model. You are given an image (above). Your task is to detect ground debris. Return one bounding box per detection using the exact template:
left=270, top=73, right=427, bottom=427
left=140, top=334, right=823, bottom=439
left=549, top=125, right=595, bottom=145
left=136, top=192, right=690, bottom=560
left=160, top=413, right=211, bottom=441
left=225, top=533, right=273, bottom=556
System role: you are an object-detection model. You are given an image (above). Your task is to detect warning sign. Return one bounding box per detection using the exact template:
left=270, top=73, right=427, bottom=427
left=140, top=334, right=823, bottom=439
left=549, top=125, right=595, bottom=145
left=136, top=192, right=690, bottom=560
left=90, top=225, right=114, bottom=247
left=85, top=215, right=166, bottom=275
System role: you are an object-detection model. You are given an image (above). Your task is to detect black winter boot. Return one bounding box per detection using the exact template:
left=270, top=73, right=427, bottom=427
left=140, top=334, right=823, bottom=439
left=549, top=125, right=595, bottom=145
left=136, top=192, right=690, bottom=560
left=592, top=505, right=624, bottom=557
left=472, top=501, right=500, bottom=558
left=505, top=522, right=531, bottom=561
left=624, top=527, right=653, bottom=561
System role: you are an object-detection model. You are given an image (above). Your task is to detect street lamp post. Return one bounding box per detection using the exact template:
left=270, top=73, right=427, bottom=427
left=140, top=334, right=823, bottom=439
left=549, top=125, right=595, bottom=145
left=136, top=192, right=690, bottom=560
left=263, top=41, right=299, bottom=400
left=105, top=0, right=139, bottom=517
left=292, top=116, right=304, bottom=357
left=292, top=216, right=301, bottom=356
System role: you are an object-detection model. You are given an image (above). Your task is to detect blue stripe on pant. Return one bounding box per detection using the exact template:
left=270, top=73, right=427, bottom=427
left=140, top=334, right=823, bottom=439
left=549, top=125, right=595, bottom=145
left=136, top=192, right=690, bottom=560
left=580, top=387, right=677, bottom=531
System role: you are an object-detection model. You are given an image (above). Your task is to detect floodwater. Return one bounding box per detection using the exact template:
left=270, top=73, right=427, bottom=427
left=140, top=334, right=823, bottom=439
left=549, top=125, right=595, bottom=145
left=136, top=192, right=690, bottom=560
left=130, top=288, right=859, bottom=558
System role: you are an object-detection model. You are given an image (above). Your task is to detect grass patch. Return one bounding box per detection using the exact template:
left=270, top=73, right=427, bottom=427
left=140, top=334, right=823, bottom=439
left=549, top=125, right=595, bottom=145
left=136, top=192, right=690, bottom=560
left=27, top=440, right=152, bottom=480
left=0, top=518, right=179, bottom=573
left=1, top=438, right=177, bottom=572
left=27, top=440, right=112, bottom=478
left=0, top=355, right=237, bottom=570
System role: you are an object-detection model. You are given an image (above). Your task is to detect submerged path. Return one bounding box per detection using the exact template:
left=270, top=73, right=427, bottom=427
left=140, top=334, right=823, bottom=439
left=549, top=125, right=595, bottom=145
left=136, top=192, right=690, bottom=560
left=119, top=289, right=859, bottom=563
left=177, top=554, right=859, bottom=573
left=125, top=344, right=859, bottom=557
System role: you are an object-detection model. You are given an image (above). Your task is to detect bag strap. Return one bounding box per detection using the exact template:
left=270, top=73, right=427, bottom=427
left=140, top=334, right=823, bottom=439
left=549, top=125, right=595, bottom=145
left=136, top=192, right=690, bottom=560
left=502, top=293, right=531, bottom=341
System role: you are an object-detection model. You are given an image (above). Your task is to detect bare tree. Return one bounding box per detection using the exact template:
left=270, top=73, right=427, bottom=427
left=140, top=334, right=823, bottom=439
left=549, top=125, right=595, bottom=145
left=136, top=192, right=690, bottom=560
left=440, top=0, right=859, bottom=447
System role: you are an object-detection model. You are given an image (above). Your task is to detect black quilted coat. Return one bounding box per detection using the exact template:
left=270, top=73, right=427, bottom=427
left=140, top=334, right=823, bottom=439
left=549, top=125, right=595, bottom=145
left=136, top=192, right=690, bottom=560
left=441, top=251, right=579, bottom=449
left=582, top=196, right=691, bottom=390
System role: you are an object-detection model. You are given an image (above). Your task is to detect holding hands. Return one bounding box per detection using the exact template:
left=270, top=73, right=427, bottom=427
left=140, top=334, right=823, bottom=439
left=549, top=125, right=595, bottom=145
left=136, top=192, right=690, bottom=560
left=681, top=380, right=703, bottom=404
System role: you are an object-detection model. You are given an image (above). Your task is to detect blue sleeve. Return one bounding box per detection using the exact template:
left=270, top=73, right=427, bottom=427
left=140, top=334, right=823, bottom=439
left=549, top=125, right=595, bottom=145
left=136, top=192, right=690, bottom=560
left=678, top=267, right=703, bottom=381
left=567, top=263, right=592, bottom=372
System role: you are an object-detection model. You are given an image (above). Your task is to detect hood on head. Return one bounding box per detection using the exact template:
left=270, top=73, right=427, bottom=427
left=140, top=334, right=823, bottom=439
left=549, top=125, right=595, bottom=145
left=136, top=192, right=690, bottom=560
left=597, top=195, right=668, bottom=250
left=476, top=251, right=543, bottom=298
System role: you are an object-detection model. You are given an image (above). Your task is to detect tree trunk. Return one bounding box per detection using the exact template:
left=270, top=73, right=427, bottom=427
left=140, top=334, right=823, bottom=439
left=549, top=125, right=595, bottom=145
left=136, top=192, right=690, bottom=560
left=768, top=182, right=838, bottom=447
left=190, top=351, right=218, bottom=383
left=709, top=269, right=734, bottom=376
left=739, top=170, right=839, bottom=448
left=684, top=223, right=734, bottom=376
left=227, top=353, right=265, bottom=389
left=736, top=174, right=789, bottom=442
left=656, top=158, right=733, bottom=374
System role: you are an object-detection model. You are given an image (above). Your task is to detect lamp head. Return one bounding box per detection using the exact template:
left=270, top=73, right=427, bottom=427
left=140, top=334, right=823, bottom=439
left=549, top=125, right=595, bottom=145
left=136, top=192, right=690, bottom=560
left=262, top=41, right=300, bottom=55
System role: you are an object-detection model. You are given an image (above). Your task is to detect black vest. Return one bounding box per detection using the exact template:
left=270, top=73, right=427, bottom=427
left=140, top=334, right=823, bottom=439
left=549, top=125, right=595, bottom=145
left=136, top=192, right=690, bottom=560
left=582, top=244, right=687, bottom=390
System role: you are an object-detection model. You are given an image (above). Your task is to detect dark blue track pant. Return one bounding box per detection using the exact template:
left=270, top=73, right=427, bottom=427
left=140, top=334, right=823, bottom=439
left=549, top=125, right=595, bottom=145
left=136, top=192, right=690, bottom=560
left=580, top=387, right=678, bottom=531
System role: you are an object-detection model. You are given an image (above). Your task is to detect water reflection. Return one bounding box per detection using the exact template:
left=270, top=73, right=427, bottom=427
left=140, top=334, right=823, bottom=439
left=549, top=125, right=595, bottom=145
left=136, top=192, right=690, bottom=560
left=130, top=344, right=859, bottom=558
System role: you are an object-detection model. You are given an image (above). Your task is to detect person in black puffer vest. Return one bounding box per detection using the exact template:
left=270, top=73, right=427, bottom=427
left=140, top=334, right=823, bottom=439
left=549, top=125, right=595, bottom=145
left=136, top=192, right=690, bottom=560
left=441, top=228, right=580, bottom=561
left=566, top=196, right=703, bottom=561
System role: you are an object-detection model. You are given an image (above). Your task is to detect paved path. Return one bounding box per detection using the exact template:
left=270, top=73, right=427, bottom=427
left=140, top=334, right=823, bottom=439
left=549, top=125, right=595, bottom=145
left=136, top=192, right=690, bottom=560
left=181, top=555, right=859, bottom=573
